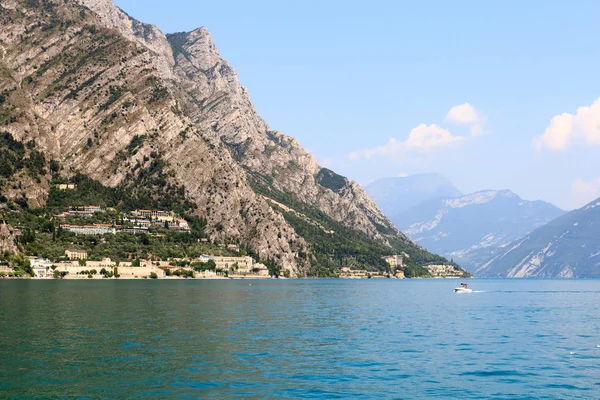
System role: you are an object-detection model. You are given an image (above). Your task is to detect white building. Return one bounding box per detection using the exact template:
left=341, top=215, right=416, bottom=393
left=61, top=224, right=116, bottom=235
left=197, top=255, right=211, bottom=263
left=29, top=257, right=53, bottom=278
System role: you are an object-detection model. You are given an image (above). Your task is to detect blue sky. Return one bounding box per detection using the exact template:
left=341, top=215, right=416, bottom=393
left=115, top=0, right=600, bottom=210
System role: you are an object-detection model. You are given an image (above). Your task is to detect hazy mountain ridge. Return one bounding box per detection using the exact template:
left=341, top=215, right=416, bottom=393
left=388, top=187, right=564, bottom=269
left=476, top=198, right=600, bottom=278
left=365, top=173, right=462, bottom=220
left=0, top=0, right=459, bottom=275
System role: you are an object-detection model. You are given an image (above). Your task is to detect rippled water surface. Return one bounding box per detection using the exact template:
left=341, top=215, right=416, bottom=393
left=1, top=279, right=599, bottom=399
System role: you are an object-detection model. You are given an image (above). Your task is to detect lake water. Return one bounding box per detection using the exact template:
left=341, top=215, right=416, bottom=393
left=0, top=279, right=599, bottom=399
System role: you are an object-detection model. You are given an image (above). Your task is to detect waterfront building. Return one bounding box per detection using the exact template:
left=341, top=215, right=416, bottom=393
left=65, top=249, right=88, bottom=260
left=384, top=254, right=406, bottom=269
left=212, top=256, right=254, bottom=273
left=28, top=257, right=53, bottom=278
left=255, top=263, right=269, bottom=276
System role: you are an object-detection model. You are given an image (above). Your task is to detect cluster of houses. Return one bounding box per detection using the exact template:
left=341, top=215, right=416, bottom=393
left=26, top=251, right=270, bottom=280
left=18, top=249, right=429, bottom=280
left=53, top=205, right=106, bottom=218
left=337, top=254, right=410, bottom=279
left=54, top=207, right=190, bottom=235
left=339, top=267, right=405, bottom=279
left=124, top=209, right=190, bottom=232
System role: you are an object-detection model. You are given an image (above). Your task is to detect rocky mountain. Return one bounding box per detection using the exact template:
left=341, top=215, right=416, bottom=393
left=365, top=173, right=462, bottom=220
left=392, top=190, right=564, bottom=269
left=476, top=198, right=600, bottom=278
left=0, top=0, right=459, bottom=276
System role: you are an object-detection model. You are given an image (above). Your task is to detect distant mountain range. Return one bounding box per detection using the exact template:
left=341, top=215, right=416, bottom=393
left=476, top=197, right=600, bottom=278
left=367, top=174, right=566, bottom=271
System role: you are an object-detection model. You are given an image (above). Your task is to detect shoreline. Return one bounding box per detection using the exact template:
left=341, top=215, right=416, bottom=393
left=0, top=275, right=470, bottom=281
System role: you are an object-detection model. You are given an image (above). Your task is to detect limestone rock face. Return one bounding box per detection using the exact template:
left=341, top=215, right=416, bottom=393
left=77, top=0, right=175, bottom=79
left=0, top=223, right=18, bottom=255
left=167, top=28, right=409, bottom=247
left=0, top=0, right=431, bottom=275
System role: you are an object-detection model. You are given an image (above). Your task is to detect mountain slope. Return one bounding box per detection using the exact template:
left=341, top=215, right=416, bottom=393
left=0, top=0, right=458, bottom=275
left=476, top=198, right=600, bottom=278
left=393, top=190, right=564, bottom=268
left=365, top=173, right=462, bottom=220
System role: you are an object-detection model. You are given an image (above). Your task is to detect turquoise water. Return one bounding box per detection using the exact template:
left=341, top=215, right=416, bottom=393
left=0, top=279, right=599, bottom=399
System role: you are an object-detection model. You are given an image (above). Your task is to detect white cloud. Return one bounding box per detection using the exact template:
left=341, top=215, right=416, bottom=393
left=405, top=124, right=465, bottom=149
left=445, top=103, right=485, bottom=136
left=347, top=104, right=484, bottom=164
left=571, top=177, right=600, bottom=208
left=534, top=113, right=574, bottom=151
left=356, top=124, right=464, bottom=162
left=446, top=103, right=480, bottom=124
left=535, top=98, right=600, bottom=151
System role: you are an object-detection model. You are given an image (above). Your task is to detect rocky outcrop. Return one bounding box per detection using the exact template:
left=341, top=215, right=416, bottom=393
left=0, top=223, right=18, bottom=255
left=77, top=0, right=175, bottom=79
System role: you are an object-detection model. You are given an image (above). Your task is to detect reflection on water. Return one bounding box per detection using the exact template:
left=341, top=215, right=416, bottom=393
left=0, top=279, right=599, bottom=398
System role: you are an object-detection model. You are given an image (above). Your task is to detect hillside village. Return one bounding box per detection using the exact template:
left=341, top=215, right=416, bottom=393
left=0, top=199, right=469, bottom=280
left=0, top=176, right=469, bottom=280
left=1, top=197, right=281, bottom=279
left=0, top=248, right=466, bottom=280
left=54, top=205, right=191, bottom=235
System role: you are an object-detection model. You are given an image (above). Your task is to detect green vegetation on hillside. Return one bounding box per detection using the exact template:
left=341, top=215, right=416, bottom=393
left=247, top=170, right=465, bottom=277
left=18, top=229, right=236, bottom=263
left=0, top=252, right=33, bottom=277
left=0, top=132, right=231, bottom=265
left=278, top=207, right=390, bottom=276
left=316, top=168, right=348, bottom=193
left=0, top=132, right=50, bottom=182
left=166, top=32, right=189, bottom=59
left=4, top=186, right=224, bottom=264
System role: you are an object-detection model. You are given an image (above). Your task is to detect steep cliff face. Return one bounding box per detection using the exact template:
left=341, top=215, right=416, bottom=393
left=75, top=0, right=175, bottom=79
left=0, top=0, right=446, bottom=275
left=476, top=198, right=600, bottom=278
left=166, top=28, right=402, bottom=245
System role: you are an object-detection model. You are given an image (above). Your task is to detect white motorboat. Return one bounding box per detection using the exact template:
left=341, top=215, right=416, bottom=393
left=454, top=283, right=472, bottom=293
